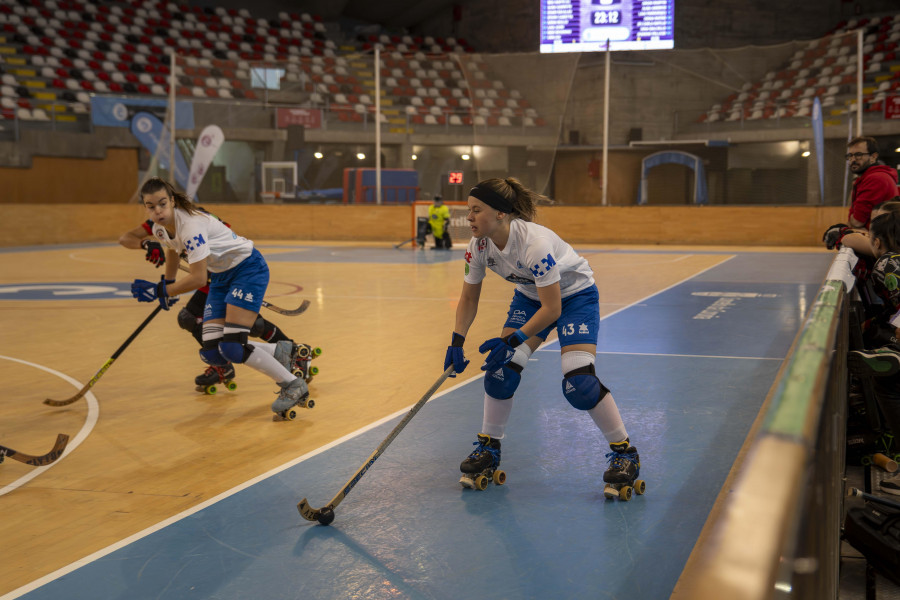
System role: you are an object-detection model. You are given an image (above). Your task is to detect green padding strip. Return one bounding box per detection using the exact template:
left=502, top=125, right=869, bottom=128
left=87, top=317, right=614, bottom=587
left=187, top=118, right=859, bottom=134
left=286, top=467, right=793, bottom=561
left=762, top=280, right=843, bottom=440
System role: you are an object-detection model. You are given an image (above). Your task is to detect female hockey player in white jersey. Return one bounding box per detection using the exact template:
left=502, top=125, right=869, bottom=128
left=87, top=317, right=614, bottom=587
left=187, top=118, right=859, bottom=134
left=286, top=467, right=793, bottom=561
left=443, top=177, right=642, bottom=499
left=129, top=177, right=309, bottom=417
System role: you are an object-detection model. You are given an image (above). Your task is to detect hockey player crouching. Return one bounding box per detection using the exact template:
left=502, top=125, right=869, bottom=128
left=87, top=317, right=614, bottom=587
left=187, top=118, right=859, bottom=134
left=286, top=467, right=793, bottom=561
left=443, top=177, right=643, bottom=498
left=128, top=177, right=310, bottom=417
left=120, top=216, right=313, bottom=394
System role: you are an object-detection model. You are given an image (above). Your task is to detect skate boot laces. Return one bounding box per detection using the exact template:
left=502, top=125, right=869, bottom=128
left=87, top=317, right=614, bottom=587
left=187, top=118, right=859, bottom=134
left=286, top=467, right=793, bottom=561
left=468, top=435, right=500, bottom=464
left=605, top=447, right=639, bottom=476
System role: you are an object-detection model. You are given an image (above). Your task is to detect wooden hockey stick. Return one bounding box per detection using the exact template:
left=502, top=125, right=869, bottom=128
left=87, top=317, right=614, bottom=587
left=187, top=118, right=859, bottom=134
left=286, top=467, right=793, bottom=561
left=394, top=237, right=415, bottom=249
left=0, top=434, right=69, bottom=466
left=177, top=262, right=310, bottom=316
left=298, top=366, right=455, bottom=525
left=45, top=305, right=164, bottom=406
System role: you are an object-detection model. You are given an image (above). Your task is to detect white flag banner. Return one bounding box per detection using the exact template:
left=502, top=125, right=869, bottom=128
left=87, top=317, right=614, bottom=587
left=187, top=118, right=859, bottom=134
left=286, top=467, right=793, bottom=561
left=186, top=125, right=224, bottom=200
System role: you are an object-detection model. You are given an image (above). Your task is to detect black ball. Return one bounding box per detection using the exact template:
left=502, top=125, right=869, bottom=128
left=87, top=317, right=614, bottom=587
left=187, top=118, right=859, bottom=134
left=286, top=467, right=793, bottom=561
left=317, top=508, right=335, bottom=526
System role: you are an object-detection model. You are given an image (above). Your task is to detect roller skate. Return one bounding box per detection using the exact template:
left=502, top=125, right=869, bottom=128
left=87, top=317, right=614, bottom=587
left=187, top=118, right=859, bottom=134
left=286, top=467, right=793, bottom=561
left=291, top=343, right=323, bottom=383
left=194, top=364, right=237, bottom=395
left=603, top=440, right=645, bottom=501
left=271, top=376, right=314, bottom=421
left=459, top=433, right=506, bottom=490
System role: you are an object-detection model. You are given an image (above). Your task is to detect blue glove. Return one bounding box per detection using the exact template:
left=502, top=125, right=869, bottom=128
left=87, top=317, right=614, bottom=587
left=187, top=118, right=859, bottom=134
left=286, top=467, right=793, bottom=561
left=131, top=276, right=178, bottom=310
left=444, top=333, right=470, bottom=377
left=479, top=329, right=528, bottom=372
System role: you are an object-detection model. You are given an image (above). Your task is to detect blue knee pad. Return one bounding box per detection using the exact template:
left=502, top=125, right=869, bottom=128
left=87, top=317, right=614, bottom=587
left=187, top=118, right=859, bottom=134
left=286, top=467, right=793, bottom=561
left=484, top=363, right=523, bottom=400
left=562, top=365, right=610, bottom=410
left=199, top=344, right=229, bottom=367
left=218, top=330, right=254, bottom=364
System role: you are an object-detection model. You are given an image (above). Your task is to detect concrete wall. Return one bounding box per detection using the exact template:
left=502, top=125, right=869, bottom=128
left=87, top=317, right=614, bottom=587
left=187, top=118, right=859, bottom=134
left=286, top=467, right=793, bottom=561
left=0, top=203, right=847, bottom=248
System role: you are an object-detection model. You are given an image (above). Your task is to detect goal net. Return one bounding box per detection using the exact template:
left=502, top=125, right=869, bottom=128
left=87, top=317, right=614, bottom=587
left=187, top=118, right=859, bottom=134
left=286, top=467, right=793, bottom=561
left=411, top=201, right=470, bottom=248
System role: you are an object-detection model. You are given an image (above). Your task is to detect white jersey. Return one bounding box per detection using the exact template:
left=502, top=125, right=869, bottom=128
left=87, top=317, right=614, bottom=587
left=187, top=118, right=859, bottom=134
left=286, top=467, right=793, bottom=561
left=463, top=219, right=594, bottom=301
left=151, top=207, right=253, bottom=273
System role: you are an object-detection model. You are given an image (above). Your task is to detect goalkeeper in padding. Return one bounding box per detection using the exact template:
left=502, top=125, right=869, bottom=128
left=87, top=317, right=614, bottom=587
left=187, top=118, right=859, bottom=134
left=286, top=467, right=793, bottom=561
left=428, top=195, right=452, bottom=250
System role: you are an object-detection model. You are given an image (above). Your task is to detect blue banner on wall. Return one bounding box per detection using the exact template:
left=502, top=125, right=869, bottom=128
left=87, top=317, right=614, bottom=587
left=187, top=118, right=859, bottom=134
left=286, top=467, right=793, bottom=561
left=90, top=96, right=194, bottom=130
left=130, top=111, right=190, bottom=189
left=812, top=97, right=825, bottom=204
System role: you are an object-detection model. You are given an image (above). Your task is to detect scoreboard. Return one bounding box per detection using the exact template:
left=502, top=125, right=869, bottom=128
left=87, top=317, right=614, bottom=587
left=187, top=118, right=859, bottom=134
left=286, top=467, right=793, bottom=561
left=540, top=0, right=674, bottom=53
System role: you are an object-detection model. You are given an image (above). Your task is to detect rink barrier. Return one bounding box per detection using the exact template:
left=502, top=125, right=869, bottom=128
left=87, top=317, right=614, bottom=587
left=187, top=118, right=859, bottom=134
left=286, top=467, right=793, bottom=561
left=673, top=248, right=856, bottom=600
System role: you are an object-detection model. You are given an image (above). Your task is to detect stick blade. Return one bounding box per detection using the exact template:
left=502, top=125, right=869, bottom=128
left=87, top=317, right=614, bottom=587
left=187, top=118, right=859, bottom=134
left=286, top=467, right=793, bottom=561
left=282, top=299, right=311, bottom=316
left=44, top=393, right=83, bottom=407
left=297, top=498, right=321, bottom=522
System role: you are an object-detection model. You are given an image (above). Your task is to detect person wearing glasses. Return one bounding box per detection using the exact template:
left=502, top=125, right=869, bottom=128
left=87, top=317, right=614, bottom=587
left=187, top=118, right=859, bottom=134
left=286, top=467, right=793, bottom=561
left=846, top=136, right=899, bottom=229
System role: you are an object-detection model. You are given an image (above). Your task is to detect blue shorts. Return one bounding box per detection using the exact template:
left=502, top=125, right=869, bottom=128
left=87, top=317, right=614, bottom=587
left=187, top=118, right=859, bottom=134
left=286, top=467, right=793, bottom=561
left=502, top=285, right=600, bottom=347
left=204, top=248, right=269, bottom=321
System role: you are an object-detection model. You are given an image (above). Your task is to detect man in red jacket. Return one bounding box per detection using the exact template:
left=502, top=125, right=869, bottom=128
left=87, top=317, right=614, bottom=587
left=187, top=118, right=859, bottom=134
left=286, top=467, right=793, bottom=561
left=847, top=136, right=899, bottom=228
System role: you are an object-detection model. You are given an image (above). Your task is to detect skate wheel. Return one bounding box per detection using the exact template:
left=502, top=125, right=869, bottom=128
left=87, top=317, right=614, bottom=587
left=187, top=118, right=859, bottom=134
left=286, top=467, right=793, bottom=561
left=205, top=384, right=217, bottom=395
left=603, top=484, right=617, bottom=500
left=293, top=368, right=306, bottom=379
left=619, top=486, right=633, bottom=501
left=634, top=479, right=646, bottom=495
left=283, top=407, right=298, bottom=421
left=309, top=366, right=319, bottom=376
left=226, top=380, right=237, bottom=392
left=493, top=470, right=506, bottom=485
left=474, top=475, right=488, bottom=491
left=307, top=399, right=315, bottom=409
left=862, top=455, right=873, bottom=466
left=296, top=345, right=311, bottom=358
left=312, top=347, right=323, bottom=357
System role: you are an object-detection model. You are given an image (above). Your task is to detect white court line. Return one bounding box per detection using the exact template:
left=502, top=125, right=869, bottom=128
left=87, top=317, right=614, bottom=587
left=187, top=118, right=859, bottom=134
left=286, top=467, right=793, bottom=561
left=1, top=253, right=738, bottom=600
left=0, top=355, right=99, bottom=497
left=0, top=373, right=478, bottom=600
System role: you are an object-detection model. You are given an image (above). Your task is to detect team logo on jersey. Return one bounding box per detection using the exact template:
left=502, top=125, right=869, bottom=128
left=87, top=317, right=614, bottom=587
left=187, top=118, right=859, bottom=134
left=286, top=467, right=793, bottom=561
left=184, top=233, right=207, bottom=252
left=487, top=258, right=497, bottom=268
left=530, top=253, right=557, bottom=278
left=478, top=238, right=487, bottom=252
left=465, top=250, right=473, bottom=263
left=505, top=274, right=535, bottom=285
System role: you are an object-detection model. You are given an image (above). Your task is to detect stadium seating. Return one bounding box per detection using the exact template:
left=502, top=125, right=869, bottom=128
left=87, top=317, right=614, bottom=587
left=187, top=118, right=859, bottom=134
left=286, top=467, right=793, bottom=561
left=0, top=0, right=545, bottom=131
left=698, top=12, right=900, bottom=125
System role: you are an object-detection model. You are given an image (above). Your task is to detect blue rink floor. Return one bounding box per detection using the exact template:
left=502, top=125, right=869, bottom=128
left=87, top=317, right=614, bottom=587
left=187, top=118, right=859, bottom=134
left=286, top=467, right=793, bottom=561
left=14, top=250, right=833, bottom=600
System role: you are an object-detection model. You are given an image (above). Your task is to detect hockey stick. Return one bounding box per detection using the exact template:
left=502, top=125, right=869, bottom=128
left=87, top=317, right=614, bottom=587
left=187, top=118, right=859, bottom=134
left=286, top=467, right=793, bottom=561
left=176, top=263, right=310, bottom=316
left=261, top=298, right=310, bottom=316
left=45, top=305, right=164, bottom=406
left=848, top=487, right=900, bottom=511
left=394, top=237, right=414, bottom=249
left=298, top=365, right=455, bottom=525
left=0, top=434, right=69, bottom=466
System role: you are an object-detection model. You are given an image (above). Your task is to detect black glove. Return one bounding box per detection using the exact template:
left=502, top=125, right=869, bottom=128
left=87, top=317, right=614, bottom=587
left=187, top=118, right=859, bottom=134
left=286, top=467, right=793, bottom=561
left=444, top=333, right=470, bottom=377
left=822, top=223, right=852, bottom=250
left=141, top=239, right=165, bottom=267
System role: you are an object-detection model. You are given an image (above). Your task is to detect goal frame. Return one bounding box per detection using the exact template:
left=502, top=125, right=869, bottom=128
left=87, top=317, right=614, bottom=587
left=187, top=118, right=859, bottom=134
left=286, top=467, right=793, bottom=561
left=411, top=200, right=470, bottom=249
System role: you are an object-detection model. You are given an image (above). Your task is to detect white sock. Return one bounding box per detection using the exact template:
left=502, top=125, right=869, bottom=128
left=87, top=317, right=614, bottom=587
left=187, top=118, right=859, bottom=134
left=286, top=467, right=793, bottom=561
left=480, top=344, right=532, bottom=439
left=244, top=348, right=295, bottom=384
left=588, top=393, right=628, bottom=445
left=248, top=341, right=275, bottom=356
left=482, top=393, right=514, bottom=439
left=561, top=350, right=628, bottom=444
